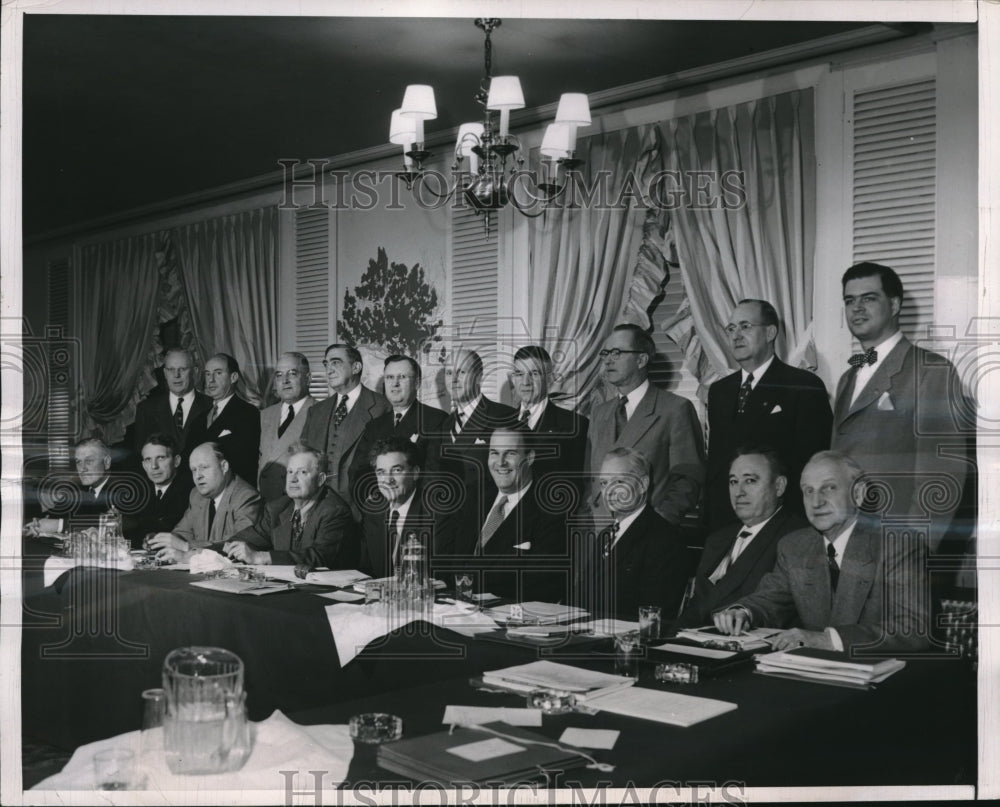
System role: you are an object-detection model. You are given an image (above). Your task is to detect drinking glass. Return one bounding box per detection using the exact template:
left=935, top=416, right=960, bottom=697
left=614, top=631, right=641, bottom=678
left=93, top=748, right=136, bottom=790
left=638, top=605, right=662, bottom=642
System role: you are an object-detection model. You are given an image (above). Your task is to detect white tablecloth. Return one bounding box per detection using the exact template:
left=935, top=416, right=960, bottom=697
left=42, top=555, right=134, bottom=588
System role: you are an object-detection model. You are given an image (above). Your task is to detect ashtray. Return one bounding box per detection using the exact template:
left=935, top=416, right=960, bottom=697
left=349, top=712, right=402, bottom=744
left=526, top=689, right=578, bottom=714
left=654, top=662, right=699, bottom=684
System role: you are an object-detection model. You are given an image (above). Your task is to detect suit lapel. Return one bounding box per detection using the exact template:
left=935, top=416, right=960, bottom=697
left=211, top=482, right=233, bottom=544
left=844, top=338, right=911, bottom=419
left=618, top=386, right=658, bottom=448
left=831, top=524, right=877, bottom=625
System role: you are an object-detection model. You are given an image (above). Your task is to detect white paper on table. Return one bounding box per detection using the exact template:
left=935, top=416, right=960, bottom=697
left=324, top=603, right=421, bottom=665
left=486, top=602, right=589, bottom=624
left=318, top=590, right=365, bottom=602
left=443, top=705, right=542, bottom=727
left=651, top=643, right=737, bottom=659
left=578, top=618, right=641, bottom=636
left=43, top=555, right=134, bottom=588
left=32, top=710, right=354, bottom=791
left=559, top=727, right=620, bottom=750
left=447, top=737, right=526, bottom=762
left=430, top=602, right=499, bottom=636
left=585, top=686, right=737, bottom=727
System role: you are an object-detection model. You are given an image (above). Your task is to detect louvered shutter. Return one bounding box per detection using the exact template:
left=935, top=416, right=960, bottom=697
left=294, top=208, right=332, bottom=399
left=47, top=259, right=73, bottom=470
left=450, top=207, right=499, bottom=395
left=852, top=77, right=936, bottom=339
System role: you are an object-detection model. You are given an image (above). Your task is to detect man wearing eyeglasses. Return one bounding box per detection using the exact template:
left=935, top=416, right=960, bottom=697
left=585, top=324, right=704, bottom=525
left=301, top=343, right=391, bottom=511
left=258, top=352, right=316, bottom=501
left=705, top=299, right=832, bottom=530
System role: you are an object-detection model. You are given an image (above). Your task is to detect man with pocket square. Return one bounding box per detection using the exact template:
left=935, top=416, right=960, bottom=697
left=832, top=263, right=969, bottom=551
left=706, top=300, right=832, bottom=529
left=201, top=353, right=261, bottom=486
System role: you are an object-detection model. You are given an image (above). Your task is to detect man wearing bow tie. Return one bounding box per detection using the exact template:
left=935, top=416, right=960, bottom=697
left=832, top=262, right=969, bottom=551
left=705, top=299, right=832, bottom=529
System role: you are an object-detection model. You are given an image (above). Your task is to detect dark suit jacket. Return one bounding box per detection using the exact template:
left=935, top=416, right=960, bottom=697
left=122, top=476, right=193, bottom=548
left=576, top=506, right=689, bottom=621
left=171, top=476, right=262, bottom=548
left=737, top=519, right=930, bottom=653
left=231, top=486, right=358, bottom=569
left=529, top=400, right=589, bottom=498
left=585, top=385, right=705, bottom=524
left=203, top=395, right=261, bottom=487
left=832, top=337, right=969, bottom=551
left=258, top=396, right=316, bottom=501
left=676, top=509, right=808, bottom=628
left=133, top=391, right=212, bottom=466
left=301, top=386, right=391, bottom=509
left=358, top=484, right=450, bottom=579
left=706, top=358, right=832, bottom=529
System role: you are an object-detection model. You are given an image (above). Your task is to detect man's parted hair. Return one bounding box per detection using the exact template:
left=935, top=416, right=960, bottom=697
left=192, top=441, right=230, bottom=467
left=729, top=444, right=788, bottom=482
left=141, top=432, right=179, bottom=457
left=513, top=345, right=553, bottom=369
left=369, top=435, right=424, bottom=469
left=280, top=351, right=310, bottom=373
left=611, top=324, right=655, bottom=360
left=602, top=446, right=651, bottom=479
left=210, top=352, right=241, bottom=376
left=286, top=442, right=329, bottom=473
left=384, top=354, right=421, bottom=381
left=841, top=262, right=904, bottom=303
left=325, top=343, right=363, bottom=366
left=802, top=449, right=865, bottom=487
left=737, top=299, right=780, bottom=330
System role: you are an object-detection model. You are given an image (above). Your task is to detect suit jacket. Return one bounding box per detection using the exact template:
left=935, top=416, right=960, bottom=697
left=436, top=396, right=519, bottom=507
left=122, top=476, right=193, bottom=548
left=358, top=484, right=451, bottom=579
left=529, top=400, right=589, bottom=497
left=676, top=509, right=808, bottom=628
left=737, top=519, right=929, bottom=653
left=576, top=506, right=689, bottom=621
left=585, top=385, right=705, bottom=524
left=706, top=358, right=832, bottom=529
left=203, top=395, right=261, bottom=486
left=171, top=475, right=262, bottom=548
left=231, top=486, right=358, bottom=569
left=133, top=391, right=212, bottom=466
left=832, top=336, right=969, bottom=551
left=300, top=386, right=392, bottom=509
left=258, top=396, right=316, bottom=501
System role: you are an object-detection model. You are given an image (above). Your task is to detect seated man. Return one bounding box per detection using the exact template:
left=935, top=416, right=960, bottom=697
left=576, top=447, right=688, bottom=620
left=675, top=445, right=807, bottom=627
left=148, top=441, right=262, bottom=561
left=224, top=445, right=358, bottom=574
left=713, top=450, right=929, bottom=654
left=122, top=433, right=193, bottom=548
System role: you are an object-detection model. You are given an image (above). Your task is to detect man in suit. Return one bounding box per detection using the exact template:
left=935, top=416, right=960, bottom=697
left=148, top=441, right=262, bottom=560
left=832, top=262, right=969, bottom=552
left=201, top=353, right=261, bottom=486
left=576, top=447, right=689, bottom=620
left=438, top=348, right=518, bottom=508
left=71, top=437, right=115, bottom=517
left=132, top=348, right=212, bottom=469
left=301, top=343, right=391, bottom=510
left=122, top=433, right=193, bottom=548
left=258, top=352, right=316, bottom=500
left=509, top=345, right=588, bottom=493
left=224, top=445, right=358, bottom=573
left=676, top=446, right=807, bottom=628
left=714, top=451, right=929, bottom=654
left=350, top=354, right=447, bottom=507
left=706, top=299, right=832, bottom=529
left=585, top=324, right=705, bottom=524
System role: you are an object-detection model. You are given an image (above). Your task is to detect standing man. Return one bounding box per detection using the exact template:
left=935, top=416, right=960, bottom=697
left=585, top=324, right=705, bottom=524
left=202, top=353, right=261, bottom=486
left=259, top=352, right=316, bottom=501
left=509, top=345, right=588, bottom=490
left=225, top=445, right=358, bottom=574
left=832, top=262, right=968, bottom=551
left=676, top=446, right=807, bottom=628
left=706, top=299, right=832, bottom=528
left=123, top=433, right=193, bottom=547
left=713, top=451, right=929, bottom=653
left=132, top=348, right=211, bottom=469
left=576, top=447, right=688, bottom=620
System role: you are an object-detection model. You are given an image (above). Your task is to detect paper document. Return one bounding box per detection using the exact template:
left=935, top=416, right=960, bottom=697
left=652, top=643, right=737, bottom=660
left=559, top=728, right=619, bottom=750
left=482, top=660, right=635, bottom=697
left=579, top=619, right=641, bottom=636
left=442, top=706, right=542, bottom=727
left=486, top=602, right=589, bottom=624
left=585, top=686, right=737, bottom=727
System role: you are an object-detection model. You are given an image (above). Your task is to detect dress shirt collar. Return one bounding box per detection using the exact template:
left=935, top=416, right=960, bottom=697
left=739, top=505, right=781, bottom=537
left=520, top=398, right=547, bottom=430
left=389, top=487, right=417, bottom=526
left=285, top=397, right=307, bottom=419
left=457, top=394, right=482, bottom=422
left=864, top=328, right=904, bottom=358
left=741, top=355, right=775, bottom=389
left=212, top=394, right=235, bottom=415
left=850, top=330, right=903, bottom=405
left=609, top=506, right=643, bottom=549
left=293, top=497, right=318, bottom=523
left=338, top=384, right=362, bottom=413
left=824, top=517, right=858, bottom=565
left=154, top=480, right=174, bottom=498
left=392, top=403, right=413, bottom=421
left=619, top=379, right=649, bottom=420
left=169, top=390, right=195, bottom=423
left=492, top=481, right=530, bottom=513
left=91, top=477, right=109, bottom=498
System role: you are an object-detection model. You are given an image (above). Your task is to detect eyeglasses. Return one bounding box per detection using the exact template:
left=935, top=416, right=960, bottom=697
left=598, top=349, right=644, bottom=359
left=724, top=322, right=765, bottom=336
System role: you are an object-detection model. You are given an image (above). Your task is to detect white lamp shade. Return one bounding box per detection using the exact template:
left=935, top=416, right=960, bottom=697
left=389, top=109, right=419, bottom=145
left=456, top=122, right=485, bottom=156
left=540, top=123, right=573, bottom=158
left=400, top=85, right=437, bottom=120
left=486, top=76, right=525, bottom=110
left=555, top=93, right=591, bottom=126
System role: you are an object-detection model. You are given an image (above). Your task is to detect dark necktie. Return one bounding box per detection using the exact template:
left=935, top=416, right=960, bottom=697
left=709, top=528, right=752, bottom=584
left=450, top=409, right=464, bottom=443
left=848, top=347, right=878, bottom=368
left=207, top=499, right=216, bottom=539
left=173, top=397, right=184, bottom=431
left=614, top=396, right=627, bottom=441
left=333, top=395, right=348, bottom=428
left=290, top=508, right=303, bottom=549
left=827, top=542, right=840, bottom=593
left=737, top=373, right=754, bottom=415
left=207, top=403, right=218, bottom=428
left=387, top=509, right=400, bottom=567
left=602, top=521, right=619, bottom=559
left=277, top=405, right=295, bottom=438
left=156, top=488, right=163, bottom=500
left=393, top=411, right=403, bottom=428
left=520, top=408, right=531, bottom=425
left=477, top=495, right=508, bottom=554
left=90, top=487, right=99, bottom=501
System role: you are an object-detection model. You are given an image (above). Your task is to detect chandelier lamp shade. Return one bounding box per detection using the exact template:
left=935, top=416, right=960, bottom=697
left=389, top=18, right=591, bottom=235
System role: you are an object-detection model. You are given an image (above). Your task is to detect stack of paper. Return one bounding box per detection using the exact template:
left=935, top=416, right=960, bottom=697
left=675, top=625, right=779, bottom=651
left=754, top=648, right=906, bottom=690
left=485, top=602, right=589, bottom=624
left=351, top=576, right=447, bottom=593
left=481, top=660, right=635, bottom=701
left=585, top=686, right=738, bottom=727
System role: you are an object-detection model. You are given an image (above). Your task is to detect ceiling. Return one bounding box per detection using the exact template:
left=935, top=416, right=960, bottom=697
left=22, top=15, right=906, bottom=238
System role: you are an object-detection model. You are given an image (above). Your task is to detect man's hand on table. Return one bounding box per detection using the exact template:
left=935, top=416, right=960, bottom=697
left=146, top=533, right=189, bottom=552
left=223, top=541, right=270, bottom=565
left=713, top=606, right=752, bottom=635
left=769, top=628, right=833, bottom=651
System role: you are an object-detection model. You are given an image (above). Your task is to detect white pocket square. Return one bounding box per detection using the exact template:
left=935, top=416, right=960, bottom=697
left=877, top=391, right=894, bottom=411
left=474, top=438, right=486, bottom=445
left=409, top=433, right=419, bottom=443
left=513, top=542, right=532, bottom=551
left=218, top=429, right=233, bottom=437
left=770, top=404, right=782, bottom=414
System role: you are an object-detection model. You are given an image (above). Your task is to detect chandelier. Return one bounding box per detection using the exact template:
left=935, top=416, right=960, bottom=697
left=389, top=18, right=591, bottom=236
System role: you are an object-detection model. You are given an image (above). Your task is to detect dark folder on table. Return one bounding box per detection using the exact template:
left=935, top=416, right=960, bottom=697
left=377, top=723, right=588, bottom=785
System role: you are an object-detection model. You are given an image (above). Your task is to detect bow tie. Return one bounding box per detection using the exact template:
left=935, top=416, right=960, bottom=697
left=848, top=347, right=878, bottom=368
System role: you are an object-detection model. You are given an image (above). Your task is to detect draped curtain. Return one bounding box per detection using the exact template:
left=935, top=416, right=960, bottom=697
left=660, top=89, right=817, bottom=394
left=169, top=207, right=279, bottom=405
left=77, top=233, right=164, bottom=444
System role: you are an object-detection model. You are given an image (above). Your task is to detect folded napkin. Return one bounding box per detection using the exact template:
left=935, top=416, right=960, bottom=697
left=33, top=710, right=353, bottom=792
left=189, top=549, right=234, bottom=574
left=43, top=555, right=134, bottom=588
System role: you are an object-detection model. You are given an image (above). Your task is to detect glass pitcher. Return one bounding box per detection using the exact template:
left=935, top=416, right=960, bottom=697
left=162, top=646, right=251, bottom=775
